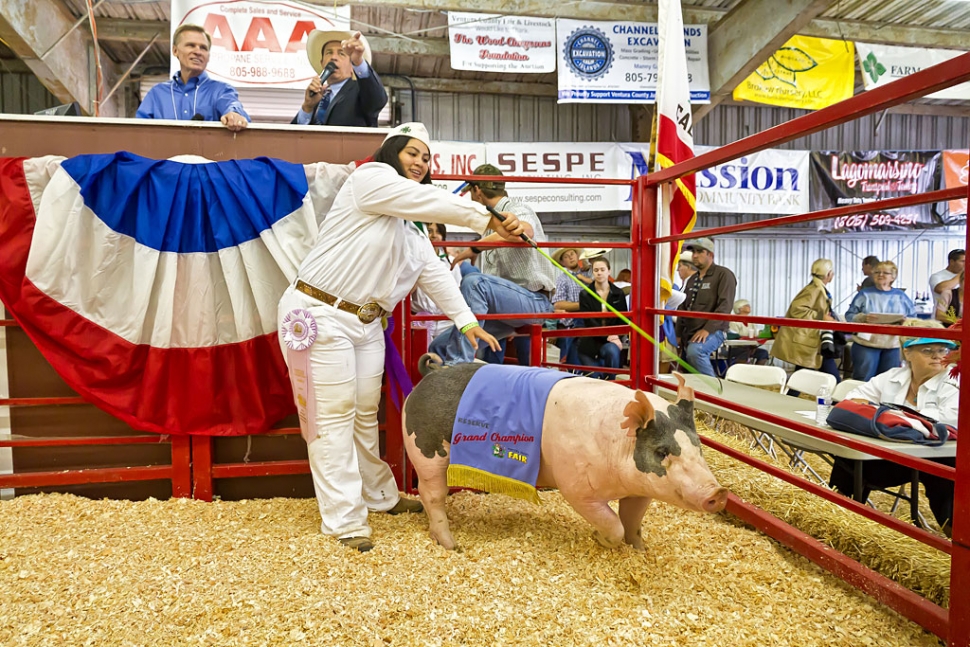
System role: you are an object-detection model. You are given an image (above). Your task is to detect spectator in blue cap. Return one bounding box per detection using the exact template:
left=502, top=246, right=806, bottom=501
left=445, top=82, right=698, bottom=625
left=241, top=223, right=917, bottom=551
left=829, top=324, right=958, bottom=537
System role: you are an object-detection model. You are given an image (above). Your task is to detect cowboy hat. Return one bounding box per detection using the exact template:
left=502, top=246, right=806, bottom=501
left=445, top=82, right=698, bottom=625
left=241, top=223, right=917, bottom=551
left=306, top=30, right=373, bottom=74
left=552, top=247, right=580, bottom=264
left=579, top=248, right=608, bottom=260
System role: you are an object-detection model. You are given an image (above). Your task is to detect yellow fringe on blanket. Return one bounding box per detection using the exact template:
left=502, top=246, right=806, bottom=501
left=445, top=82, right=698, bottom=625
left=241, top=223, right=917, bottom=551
left=447, top=465, right=541, bottom=505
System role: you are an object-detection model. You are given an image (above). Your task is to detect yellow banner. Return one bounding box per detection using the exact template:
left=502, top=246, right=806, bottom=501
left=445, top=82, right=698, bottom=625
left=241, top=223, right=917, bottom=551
left=733, top=36, right=855, bottom=110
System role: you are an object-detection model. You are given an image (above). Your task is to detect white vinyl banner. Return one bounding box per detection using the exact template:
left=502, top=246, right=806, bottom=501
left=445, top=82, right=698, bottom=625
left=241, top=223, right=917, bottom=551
left=448, top=12, right=557, bottom=73
left=170, top=0, right=350, bottom=89
left=487, top=142, right=629, bottom=212
left=694, top=146, right=810, bottom=214
left=556, top=19, right=710, bottom=104
left=429, top=141, right=488, bottom=195
left=856, top=43, right=970, bottom=101
left=428, top=141, right=808, bottom=215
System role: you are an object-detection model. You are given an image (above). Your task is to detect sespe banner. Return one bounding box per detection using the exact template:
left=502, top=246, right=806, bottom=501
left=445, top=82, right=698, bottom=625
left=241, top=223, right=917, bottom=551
left=856, top=43, right=970, bottom=102
left=733, top=36, right=854, bottom=110
left=170, top=0, right=350, bottom=89
left=448, top=12, right=557, bottom=73
left=811, top=151, right=943, bottom=232
left=429, top=140, right=809, bottom=216
left=942, top=150, right=968, bottom=222
left=556, top=19, right=710, bottom=104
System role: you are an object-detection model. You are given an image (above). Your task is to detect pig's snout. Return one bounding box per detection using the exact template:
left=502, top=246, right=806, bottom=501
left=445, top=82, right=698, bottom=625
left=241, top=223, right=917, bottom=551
left=703, top=487, right=728, bottom=513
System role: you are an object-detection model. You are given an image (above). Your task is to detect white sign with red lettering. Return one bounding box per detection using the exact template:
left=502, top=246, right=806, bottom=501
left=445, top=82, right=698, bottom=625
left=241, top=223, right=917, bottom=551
left=448, top=12, right=557, bottom=73
left=170, top=0, right=350, bottom=89
left=429, top=141, right=488, bottom=195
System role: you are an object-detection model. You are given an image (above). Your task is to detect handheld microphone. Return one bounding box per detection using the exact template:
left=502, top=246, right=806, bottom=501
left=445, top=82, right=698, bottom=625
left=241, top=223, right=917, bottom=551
left=318, top=61, right=338, bottom=85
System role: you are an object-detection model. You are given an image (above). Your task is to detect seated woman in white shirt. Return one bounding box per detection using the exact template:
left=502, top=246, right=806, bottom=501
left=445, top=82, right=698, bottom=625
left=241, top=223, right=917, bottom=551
left=277, top=122, right=524, bottom=552
left=828, top=329, right=958, bottom=537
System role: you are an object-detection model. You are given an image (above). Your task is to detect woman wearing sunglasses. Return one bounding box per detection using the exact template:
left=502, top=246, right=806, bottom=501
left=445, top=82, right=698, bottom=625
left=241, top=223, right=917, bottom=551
left=829, top=326, right=958, bottom=537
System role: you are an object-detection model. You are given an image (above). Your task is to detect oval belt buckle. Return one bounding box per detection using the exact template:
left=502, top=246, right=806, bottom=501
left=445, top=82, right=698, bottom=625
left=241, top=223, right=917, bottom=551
left=357, top=302, right=382, bottom=324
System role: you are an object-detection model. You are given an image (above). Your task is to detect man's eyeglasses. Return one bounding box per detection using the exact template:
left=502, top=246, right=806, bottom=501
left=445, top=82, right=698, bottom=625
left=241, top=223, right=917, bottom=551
left=872, top=271, right=894, bottom=276
left=912, top=346, right=951, bottom=358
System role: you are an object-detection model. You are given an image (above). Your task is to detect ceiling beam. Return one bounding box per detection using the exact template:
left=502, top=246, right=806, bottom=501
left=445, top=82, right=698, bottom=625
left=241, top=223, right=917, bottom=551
left=98, top=11, right=970, bottom=54
left=802, top=18, right=970, bottom=51
left=0, top=0, right=122, bottom=116
left=383, top=75, right=556, bottom=97
left=98, top=18, right=166, bottom=43
left=697, top=0, right=834, bottom=120
left=308, top=0, right=724, bottom=23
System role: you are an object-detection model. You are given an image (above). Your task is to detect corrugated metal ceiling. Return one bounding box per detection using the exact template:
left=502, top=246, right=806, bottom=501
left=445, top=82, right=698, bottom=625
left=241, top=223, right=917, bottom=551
left=7, top=1, right=970, bottom=100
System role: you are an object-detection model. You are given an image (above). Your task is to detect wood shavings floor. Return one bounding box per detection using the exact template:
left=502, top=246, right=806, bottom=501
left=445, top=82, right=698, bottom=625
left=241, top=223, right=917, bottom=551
left=0, top=490, right=942, bottom=647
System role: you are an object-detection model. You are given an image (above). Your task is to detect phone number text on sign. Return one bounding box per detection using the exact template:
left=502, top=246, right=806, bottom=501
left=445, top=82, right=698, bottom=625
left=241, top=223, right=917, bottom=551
left=229, top=66, right=298, bottom=79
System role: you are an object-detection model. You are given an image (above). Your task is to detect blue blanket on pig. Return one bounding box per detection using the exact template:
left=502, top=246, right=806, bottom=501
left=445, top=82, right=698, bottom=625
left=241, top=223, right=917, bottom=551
left=447, top=365, right=576, bottom=504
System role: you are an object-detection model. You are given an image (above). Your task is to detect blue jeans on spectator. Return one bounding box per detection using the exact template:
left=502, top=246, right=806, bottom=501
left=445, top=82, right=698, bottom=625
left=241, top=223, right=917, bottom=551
left=580, top=341, right=622, bottom=380
left=430, top=271, right=552, bottom=365
left=683, top=330, right=726, bottom=377
left=557, top=334, right=581, bottom=368
left=851, top=344, right=900, bottom=381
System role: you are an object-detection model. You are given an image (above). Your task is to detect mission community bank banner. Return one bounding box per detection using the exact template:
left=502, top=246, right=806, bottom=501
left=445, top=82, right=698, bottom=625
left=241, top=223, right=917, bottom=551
left=170, top=0, right=350, bottom=89
left=429, top=141, right=809, bottom=215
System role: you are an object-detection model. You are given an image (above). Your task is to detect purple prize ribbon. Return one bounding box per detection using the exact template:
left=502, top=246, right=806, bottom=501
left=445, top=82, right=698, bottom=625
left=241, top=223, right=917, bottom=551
left=382, top=316, right=414, bottom=409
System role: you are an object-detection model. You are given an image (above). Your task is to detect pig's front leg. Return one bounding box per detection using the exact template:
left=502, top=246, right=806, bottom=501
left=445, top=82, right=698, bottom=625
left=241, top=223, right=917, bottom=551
left=417, top=470, right=459, bottom=551
left=562, top=495, right=625, bottom=548
left=618, top=496, right=652, bottom=550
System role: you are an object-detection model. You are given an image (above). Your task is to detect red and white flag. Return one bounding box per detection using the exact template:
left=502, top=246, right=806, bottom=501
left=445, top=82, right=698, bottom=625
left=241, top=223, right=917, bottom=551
left=654, top=0, right=697, bottom=303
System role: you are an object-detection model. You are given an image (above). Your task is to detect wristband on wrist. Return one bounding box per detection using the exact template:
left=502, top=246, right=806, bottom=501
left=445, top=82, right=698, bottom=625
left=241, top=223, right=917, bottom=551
left=460, top=322, right=480, bottom=334
left=469, top=246, right=483, bottom=254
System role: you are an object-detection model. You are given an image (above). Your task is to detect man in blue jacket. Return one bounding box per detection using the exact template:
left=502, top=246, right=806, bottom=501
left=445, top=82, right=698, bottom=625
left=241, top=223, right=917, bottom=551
left=136, top=24, right=249, bottom=131
left=293, top=30, right=387, bottom=128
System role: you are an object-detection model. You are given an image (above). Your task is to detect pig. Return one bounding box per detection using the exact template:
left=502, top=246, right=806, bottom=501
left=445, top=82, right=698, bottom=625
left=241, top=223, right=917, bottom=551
left=402, top=365, right=728, bottom=550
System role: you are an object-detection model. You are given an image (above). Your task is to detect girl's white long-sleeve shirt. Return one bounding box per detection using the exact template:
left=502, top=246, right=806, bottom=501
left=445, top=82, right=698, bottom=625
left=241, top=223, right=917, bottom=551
left=297, top=162, right=491, bottom=330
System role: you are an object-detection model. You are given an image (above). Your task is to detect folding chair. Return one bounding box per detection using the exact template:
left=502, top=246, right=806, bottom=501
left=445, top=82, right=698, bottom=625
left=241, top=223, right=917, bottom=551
left=779, top=369, right=838, bottom=484
left=785, top=369, right=837, bottom=398
left=833, top=379, right=865, bottom=402
left=723, top=364, right=787, bottom=458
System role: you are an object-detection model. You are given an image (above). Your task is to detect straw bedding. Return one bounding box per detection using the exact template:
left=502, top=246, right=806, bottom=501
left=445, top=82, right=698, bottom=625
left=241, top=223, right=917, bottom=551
left=0, top=424, right=947, bottom=646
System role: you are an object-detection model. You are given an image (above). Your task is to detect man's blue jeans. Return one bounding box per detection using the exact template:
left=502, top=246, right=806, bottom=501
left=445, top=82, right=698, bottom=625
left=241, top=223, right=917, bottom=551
left=683, top=329, right=726, bottom=377
left=851, top=344, right=900, bottom=381
left=430, top=271, right=552, bottom=365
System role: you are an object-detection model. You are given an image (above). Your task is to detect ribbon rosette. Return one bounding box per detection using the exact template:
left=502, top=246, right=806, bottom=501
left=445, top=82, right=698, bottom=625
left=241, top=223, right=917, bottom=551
left=282, top=309, right=318, bottom=351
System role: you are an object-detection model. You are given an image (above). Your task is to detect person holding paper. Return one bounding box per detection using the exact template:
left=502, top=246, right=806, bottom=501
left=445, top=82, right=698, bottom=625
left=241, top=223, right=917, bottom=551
left=844, top=260, right=916, bottom=381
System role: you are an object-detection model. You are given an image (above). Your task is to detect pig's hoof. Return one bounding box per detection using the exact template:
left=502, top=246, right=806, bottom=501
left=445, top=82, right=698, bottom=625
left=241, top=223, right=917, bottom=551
left=593, top=531, right=623, bottom=549
left=431, top=533, right=460, bottom=551
left=418, top=353, right=445, bottom=375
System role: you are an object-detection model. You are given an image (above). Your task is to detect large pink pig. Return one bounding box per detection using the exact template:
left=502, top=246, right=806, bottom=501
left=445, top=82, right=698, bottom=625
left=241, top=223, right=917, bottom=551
left=402, top=366, right=728, bottom=550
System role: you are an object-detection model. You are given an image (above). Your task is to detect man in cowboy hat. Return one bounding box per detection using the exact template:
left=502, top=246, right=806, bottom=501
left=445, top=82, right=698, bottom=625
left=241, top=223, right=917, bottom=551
left=292, top=30, right=387, bottom=127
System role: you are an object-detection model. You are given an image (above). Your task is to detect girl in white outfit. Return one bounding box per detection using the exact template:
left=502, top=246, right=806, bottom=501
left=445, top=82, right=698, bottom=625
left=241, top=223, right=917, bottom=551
left=277, top=122, right=524, bottom=552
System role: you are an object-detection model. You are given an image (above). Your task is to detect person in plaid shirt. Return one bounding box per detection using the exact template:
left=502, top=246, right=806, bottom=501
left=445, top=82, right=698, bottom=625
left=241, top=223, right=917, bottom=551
left=551, top=248, right=595, bottom=368
left=427, top=164, right=556, bottom=366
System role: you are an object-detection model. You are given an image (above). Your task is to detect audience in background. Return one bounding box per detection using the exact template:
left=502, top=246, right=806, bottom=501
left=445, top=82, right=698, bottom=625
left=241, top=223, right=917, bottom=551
left=676, top=238, right=737, bottom=377
left=829, top=323, right=957, bottom=538
left=551, top=247, right=593, bottom=368
left=728, top=299, right=769, bottom=365
left=858, top=255, right=880, bottom=291
left=771, top=259, right=842, bottom=383
left=935, top=270, right=964, bottom=326
left=577, top=257, right=627, bottom=380
left=930, top=248, right=965, bottom=317
left=844, top=260, right=916, bottom=381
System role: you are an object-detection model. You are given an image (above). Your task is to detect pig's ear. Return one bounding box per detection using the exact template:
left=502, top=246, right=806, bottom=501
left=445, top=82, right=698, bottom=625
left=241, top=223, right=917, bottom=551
left=621, top=391, right=655, bottom=437
left=674, top=372, right=695, bottom=402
